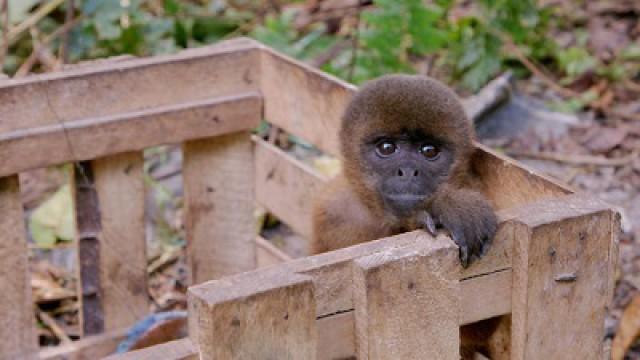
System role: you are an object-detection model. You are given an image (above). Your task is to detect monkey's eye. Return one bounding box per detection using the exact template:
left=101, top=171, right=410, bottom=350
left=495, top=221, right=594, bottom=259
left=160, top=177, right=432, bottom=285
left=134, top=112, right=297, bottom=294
left=375, top=140, right=397, bottom=157
left=420, top=144, right=440, bottom=159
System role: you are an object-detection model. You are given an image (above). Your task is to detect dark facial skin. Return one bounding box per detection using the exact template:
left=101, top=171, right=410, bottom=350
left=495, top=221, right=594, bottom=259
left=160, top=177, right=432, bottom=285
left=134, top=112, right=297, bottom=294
left=329, top=74, right=496, bottom=267
left=361, top=131, right=454, bottom=217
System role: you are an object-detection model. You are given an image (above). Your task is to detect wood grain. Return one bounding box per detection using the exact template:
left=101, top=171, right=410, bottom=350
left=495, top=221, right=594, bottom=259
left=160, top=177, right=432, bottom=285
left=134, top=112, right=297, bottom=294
left=189, top=272, right=317, bottom=360
left=353, top=237, right=461, bottom=359
left=0, top=176, right=37, bottom=359
left=0, top=93, right=262, bottom=177
left=92, top=152, right=149, bottom=331
left=183, top=132, right=256, bottom=284
left=510, top=194, right=615, bottom=360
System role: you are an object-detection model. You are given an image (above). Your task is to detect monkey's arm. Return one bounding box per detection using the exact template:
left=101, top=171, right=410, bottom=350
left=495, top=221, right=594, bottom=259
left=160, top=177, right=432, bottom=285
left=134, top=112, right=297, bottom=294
left=422, top=184, right=497, bottom=267
left=311, top=177, right=391, bottom=254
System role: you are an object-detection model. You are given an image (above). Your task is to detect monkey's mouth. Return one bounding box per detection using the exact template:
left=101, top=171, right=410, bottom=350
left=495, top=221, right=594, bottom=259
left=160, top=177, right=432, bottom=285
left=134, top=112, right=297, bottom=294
left=381, top=193, right=427, bottom=215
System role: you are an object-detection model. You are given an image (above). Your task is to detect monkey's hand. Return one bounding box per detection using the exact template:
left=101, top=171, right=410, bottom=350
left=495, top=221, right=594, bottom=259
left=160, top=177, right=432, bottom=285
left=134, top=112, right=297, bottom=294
left=420, top=186, right=497, bottom=268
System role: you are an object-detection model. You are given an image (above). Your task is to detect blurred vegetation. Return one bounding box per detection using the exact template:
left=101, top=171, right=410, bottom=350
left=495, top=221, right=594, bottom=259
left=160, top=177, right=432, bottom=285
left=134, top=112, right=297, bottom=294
left=1, top=0, right=639, bottom=98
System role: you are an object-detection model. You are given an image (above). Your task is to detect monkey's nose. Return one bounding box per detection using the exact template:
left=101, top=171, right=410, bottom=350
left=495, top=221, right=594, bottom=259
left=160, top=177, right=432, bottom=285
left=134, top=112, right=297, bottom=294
left=396, top=168, right=420, bottom=177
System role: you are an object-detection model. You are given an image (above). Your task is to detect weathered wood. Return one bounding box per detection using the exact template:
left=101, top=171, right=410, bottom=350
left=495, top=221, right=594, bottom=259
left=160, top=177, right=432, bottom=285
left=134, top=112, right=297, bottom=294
left=510, top=194, right=616, bottom=360
left=102, top=339, right=198, bottom=360
left=0, top=176, right=37, bottom=359
left=0, top=93, right=262, bottom=177
left=72, top=161, right=104, bottom=336
left=192, top=231, right=510, bottom=327
left=254, top=137, right=328, bottom=240
left=256, top=236, right=293, bottom=268
left=0, top=38, right=259, bottom=135
left=353, top=237, right=461, bottom=359
left=92, top=152, right=148, bottom=331
left=317, top=311, right=355, bottom=360
left=472, top=143, right=572, bottom=210
left=189, top=272, right=317, bottom=360
left=183, top=132, right=256, bottom=284
left=260, top=46, right=356, bottom=156
left=39, top=328, right=127, bottom=360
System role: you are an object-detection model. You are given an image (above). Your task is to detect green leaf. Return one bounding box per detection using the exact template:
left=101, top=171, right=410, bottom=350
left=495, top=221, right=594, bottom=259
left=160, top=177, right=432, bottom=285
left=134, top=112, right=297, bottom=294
left=8, top=0, right=40, bottom=23
left=29, top=185, right=75, bottom=248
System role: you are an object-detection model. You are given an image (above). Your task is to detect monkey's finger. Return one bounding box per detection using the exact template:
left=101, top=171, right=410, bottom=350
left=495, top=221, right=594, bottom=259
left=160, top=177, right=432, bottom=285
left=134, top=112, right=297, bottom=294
left=421, top=212, right=438, bottom=236
left=453, top=234, right=470, bottom=268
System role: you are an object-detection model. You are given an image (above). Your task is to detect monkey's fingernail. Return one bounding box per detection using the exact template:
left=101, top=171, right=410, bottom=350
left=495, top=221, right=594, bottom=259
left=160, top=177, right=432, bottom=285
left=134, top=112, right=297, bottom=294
left=425, top=214, right=437, bottom=235
left=459, top=247, right=469, bottom=267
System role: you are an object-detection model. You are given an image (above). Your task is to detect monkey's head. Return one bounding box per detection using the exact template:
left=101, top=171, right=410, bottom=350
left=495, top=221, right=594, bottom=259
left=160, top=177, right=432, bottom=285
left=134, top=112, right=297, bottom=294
left=340, top=74, right=474, bottom=218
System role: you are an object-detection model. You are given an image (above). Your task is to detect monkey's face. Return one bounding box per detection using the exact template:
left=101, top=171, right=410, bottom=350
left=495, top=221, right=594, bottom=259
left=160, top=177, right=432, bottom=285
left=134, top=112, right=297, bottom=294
left=340, top=74, right=473, bottom=218
left=359, top=130, right=455, bottom=216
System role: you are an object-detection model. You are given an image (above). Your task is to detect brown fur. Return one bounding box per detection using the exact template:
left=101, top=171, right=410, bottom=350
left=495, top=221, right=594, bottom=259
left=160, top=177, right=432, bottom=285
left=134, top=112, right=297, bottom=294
left=312, top=74, right=494, bottom=257
left=311, top=74, right=501, bottom=358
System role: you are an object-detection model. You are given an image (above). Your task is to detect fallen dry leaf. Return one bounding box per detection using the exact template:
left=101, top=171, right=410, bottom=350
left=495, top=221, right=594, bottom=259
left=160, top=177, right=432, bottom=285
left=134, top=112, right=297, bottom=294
left=612, top=294, right=640, bottom=360
left=581, top=126, right=628, bottom=153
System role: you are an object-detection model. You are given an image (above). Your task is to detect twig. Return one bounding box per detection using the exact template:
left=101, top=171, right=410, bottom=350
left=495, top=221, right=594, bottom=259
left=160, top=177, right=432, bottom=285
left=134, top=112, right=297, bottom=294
left=506, top=149, right=639, bottom=167
left=59, top=0, right=74, bottom=63
left=37, top=309, right=72, bottom=344
left=14, top=15, right=82, bottom=77
left=6, top=0, right=66, bottom=47
left=497, top=31, right=579, bottom=99
left=310, top=40, right=350, bottom=68
left=0, top=0, right=8, bottom=72
left=347, top=11, right=360, bottom=82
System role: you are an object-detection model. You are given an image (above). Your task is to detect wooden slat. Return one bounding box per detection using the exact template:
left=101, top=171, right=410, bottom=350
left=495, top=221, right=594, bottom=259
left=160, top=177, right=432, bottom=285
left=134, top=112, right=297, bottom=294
left=353, top=237, right=460, bottom=359
left=316, top=312, right=355, bottom=360
left=254, top=137, right=327, bottom=240
left=472, top=143, right=572, bottom=210
left=189, top=272, right=317, bottom=359
left=92, top=152, right=148, bottom=331
left=510, top=194, right=615, bottom=360
left=0, top=175, right=37, bottom=358
left=39, top=328, right=128, bottom=360
left=256, top=236, right=293, bottom=268
left=73, top=161, right=104, bottom=335
left=0, top=38, right=259, bottom=135
left=192, top=231, right=511, bottom=326
left=102, top=339, right=198, bottom=360
left=0, top=93, right=262, bottom=177
left=260, top=46, right=356, bottom=156
left=183, top=132, right=256, bottom=284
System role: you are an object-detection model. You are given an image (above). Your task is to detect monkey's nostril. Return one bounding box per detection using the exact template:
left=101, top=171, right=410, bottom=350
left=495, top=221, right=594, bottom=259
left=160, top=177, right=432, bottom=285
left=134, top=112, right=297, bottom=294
left=397, top=169, right=404, bottom=177
left=413, top=170, right=419, bottom=177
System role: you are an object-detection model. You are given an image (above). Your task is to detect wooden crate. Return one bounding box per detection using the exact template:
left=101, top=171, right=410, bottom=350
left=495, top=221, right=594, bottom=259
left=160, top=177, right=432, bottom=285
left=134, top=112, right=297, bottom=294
left=0, top=38, right=618, bottom=360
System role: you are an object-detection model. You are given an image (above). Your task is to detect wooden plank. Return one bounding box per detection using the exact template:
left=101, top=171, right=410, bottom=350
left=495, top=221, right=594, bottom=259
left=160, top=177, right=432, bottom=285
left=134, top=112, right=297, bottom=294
left=193, top=231, right=511, bottom=327
left=256, top=236, right=293, bottom=268
left=72, top=161, right=104, bottom=335
left=472, top=143, right=572, bottom=211
left=0, top=38, right=259, bottom=135
left=510, top=194, right=615, bottom=360
left=317, top=311, right=355, bottom=360
left=39, top=328, right=127, bottom=360
left=254, top=137, right=327, bottom=240
left=189, top=272, right=317, bottom=360
left=92, top=152, right=148, bottom=331
left=183, top=132, right=256, bottom=284
left=102, top=339, right=198, bottom=360
left=0, top=175, right=37, bottom=359
left=0, top=93, right=262, bottom=177
left=260, top=46, right=356, bottom=156
left=353, top=237, right=460, bottom=359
